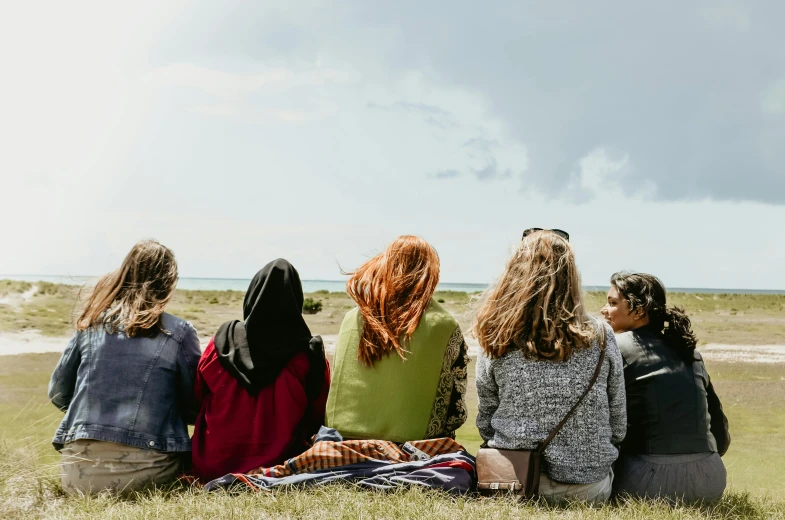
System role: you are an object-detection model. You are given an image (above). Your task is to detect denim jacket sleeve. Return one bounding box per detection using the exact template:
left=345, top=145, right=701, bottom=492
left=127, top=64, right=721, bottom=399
left=48, top=332, right=82, bottom=411
left=176, top=322, right=201, bottom=425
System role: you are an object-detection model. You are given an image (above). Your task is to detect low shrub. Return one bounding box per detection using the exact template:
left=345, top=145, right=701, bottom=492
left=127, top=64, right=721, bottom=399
left=303, top=298, right=323, bottom=314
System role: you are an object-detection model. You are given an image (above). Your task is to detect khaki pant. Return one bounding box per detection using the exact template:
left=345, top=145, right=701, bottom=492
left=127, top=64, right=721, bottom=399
left=538, top=469, right=614, bottom=505
left=60, top=439, right=182, bottom=495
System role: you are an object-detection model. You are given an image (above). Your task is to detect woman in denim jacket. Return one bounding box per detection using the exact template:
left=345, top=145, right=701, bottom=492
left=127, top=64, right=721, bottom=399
left=48, top=239, right=201, bottom=494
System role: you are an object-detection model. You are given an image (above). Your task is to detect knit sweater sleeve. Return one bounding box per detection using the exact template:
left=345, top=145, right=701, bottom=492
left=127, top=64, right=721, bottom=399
left=604, top=325, right=627, bottom=445
left=475, top=353, right=499, bottom=443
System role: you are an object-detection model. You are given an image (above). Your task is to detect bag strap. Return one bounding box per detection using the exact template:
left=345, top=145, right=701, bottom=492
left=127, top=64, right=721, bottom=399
left=537, top=321, right=607, bottom=454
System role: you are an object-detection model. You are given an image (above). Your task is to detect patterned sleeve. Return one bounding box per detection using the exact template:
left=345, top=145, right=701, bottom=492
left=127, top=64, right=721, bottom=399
left=604, top=325, right=627, bottom=445
left=443, top=331, right=469, bottom=435
left=475, top=353, right=499, bottom=443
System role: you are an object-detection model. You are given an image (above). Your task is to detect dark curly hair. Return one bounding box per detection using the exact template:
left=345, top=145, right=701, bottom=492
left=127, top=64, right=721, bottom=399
left=610, top=271, right=698, bottom=362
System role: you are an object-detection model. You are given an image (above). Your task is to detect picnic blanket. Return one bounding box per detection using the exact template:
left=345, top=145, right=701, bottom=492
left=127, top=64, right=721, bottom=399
left=203, top=430, right=475, bottom=494
left=204, top=451, right=476, bottom=494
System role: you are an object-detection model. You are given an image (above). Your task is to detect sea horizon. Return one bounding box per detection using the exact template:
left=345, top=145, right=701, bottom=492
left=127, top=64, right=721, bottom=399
left=1, top=274, right=784, bottom=295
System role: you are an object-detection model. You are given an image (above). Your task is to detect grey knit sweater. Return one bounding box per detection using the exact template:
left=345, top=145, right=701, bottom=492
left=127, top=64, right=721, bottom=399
left=475, top=321, right=626, bottom=484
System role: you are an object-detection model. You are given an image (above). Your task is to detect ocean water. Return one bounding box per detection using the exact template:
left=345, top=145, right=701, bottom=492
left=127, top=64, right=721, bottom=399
left=1, top=275, right=783, bottom=295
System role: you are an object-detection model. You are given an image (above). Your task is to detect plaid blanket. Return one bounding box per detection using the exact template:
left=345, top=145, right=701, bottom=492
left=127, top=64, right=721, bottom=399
left=250, top=437, right=465, bottom=478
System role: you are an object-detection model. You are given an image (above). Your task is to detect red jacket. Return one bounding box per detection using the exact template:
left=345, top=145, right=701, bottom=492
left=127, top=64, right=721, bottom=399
left=190, top=338, right=330, bottom=482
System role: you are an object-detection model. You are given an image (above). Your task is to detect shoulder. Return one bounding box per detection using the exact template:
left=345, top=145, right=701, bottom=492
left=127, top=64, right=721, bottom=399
left=420, top=299, right=459, bottom=330
left=160, top=312, right=197, bottom=342
left=339, top=307, right=362, bottom=329
left=478, top=348, right=521, bottom=371
left=475, top=352, right=495, bottom=373
left=613, top=330, right=638, bottom=355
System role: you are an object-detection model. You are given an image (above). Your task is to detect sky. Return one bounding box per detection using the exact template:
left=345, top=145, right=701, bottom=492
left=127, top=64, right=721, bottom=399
left=1, top=1, right=784, bottom=289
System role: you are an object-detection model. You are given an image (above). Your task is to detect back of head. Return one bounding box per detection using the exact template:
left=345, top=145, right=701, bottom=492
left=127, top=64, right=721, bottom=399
left=346, top=235, right=440, bottom=367
left=77, top=239, right=178, bottom=337
left=472, top=231, right=594, bottom=361
left=242, top=258, right=310, bottom=346
left=610, top=271, right=697, bottom=361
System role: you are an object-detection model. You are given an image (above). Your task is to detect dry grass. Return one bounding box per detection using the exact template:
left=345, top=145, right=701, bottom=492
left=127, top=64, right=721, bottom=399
left=1, top=281, right=783, bottom=346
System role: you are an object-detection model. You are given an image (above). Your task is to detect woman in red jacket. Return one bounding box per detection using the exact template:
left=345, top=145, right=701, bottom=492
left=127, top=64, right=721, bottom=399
left=191, top=258, right=330, bottom=483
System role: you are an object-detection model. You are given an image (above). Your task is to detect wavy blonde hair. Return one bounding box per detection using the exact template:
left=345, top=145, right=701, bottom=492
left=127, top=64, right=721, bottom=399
left=346, top=235, right=440, bottom=367
left=471, top=231, right=595, bottom=361
left=76, top=239, right=178, bottom=337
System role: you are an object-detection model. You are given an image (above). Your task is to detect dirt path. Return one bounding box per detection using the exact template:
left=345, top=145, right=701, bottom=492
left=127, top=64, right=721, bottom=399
left=0, top=285, right=38, bottom=306
left=3, top=331, right=784, bottom=363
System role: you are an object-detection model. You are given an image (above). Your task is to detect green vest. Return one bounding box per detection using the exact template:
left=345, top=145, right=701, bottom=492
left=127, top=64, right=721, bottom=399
left=326, top=299, right=460, bottom=442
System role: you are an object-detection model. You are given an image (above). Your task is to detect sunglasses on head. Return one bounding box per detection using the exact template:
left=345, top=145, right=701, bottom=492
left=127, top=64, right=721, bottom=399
left=521, top=228, right=570, bottom=242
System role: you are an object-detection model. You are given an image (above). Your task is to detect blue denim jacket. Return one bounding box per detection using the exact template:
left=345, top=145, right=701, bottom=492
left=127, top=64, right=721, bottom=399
left=48, top=312, right=201, bottom=452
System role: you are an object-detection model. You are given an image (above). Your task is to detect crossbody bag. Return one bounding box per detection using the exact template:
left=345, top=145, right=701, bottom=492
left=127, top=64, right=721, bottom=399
left=476, top=323, right=607, bottom=498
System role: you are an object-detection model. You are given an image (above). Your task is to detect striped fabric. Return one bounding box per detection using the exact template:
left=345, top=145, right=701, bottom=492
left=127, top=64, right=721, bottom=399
left=250, top=437, right=465, bottom=478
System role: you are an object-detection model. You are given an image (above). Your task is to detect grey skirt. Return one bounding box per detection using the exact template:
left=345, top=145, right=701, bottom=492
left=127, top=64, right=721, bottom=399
left=613, top=452, right=726, bottom=503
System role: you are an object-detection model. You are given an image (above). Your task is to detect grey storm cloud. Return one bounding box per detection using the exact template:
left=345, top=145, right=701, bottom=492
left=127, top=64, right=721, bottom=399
left=170, top=0, right=785, bottom=204
left=367, top=101, right=457, bottom=128
left=429, top=169, right=462, bottom=179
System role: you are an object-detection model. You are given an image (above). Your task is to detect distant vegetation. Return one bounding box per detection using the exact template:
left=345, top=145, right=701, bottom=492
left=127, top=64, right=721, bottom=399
left=302, top=298, right=323, bottom=314
left=0, top=281, right=783, bottom=344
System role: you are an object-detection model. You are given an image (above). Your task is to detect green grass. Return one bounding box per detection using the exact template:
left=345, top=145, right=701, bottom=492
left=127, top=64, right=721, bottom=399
left=0, top=352, right=783, bottom=518
left=1, top=280, right=784, bottom=517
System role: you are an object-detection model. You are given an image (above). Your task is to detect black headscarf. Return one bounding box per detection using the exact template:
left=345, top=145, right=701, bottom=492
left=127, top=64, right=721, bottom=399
left=214, top=258, right=326, bottom=396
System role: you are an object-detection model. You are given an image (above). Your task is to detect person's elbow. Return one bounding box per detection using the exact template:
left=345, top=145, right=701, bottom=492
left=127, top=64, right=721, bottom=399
left=183, top=407, right=198, bottom=425
left=612, top=427, right=627, bottom=446
left=48, top=387, right=70, bottom=411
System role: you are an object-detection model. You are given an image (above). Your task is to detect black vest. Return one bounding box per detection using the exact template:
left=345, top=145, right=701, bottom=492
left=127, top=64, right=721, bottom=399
left=616, top=327, right=729, bottom=455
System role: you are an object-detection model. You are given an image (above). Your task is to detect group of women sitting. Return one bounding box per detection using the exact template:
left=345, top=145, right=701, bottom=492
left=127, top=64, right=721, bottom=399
left=48, top=231, right=730, bottom=504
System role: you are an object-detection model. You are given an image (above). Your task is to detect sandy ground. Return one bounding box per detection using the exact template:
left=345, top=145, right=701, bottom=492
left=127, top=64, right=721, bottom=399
left=2, top=331, right=784, bottom=363
left=0, top=285, right=37, bottom=306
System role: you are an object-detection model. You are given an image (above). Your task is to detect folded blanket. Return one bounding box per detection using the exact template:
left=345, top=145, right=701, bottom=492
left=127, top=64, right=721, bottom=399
left=251, top=436, right=466, bottom=478
left=205, top=451, right=476, bottom=494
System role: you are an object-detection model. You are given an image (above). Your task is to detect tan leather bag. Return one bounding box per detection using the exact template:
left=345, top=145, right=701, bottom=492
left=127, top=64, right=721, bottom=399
left=476, top=325, right=607, bottom=498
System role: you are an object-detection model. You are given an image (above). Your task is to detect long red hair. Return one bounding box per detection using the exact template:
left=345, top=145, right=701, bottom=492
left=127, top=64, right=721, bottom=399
left=346, top=235, right=440, bottom=367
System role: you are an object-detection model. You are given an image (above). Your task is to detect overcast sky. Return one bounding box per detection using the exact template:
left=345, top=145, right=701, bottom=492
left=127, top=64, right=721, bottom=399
left=1, top=1, right=784, bottom=289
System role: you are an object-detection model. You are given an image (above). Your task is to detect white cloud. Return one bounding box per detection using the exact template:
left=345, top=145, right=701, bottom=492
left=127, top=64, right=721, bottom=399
left=144, top=62, right=357, bottom=101
left=572, top=148, right=641, bottom=199
left=761, top=79, right=785, bottom=116
left=698, top=1, right=751, bottom=31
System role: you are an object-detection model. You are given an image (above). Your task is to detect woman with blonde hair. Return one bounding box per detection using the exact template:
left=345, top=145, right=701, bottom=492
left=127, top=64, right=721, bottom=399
left=49, top=239, right=200, bottom=494
left=473, top=229, right=626, bottom=504
left=326, top=235, right=468, bottom=441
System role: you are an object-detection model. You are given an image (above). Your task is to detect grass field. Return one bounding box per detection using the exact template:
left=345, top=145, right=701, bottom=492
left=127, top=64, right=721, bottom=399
left=0, top=351, right=783, bottom=519
left=2, top=280, right=785, bottom=345
left=1, top=280, right=784, bottom=518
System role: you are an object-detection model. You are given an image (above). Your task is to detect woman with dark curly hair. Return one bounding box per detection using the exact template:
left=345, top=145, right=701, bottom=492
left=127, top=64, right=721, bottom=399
left=602, top=272, right=730, bottom=502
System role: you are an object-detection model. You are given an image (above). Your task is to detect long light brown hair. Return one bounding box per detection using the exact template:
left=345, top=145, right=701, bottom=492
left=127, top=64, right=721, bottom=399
left=76, top=239, right=179, bottom=337
left=346, top=235, right=440, bottom=367
left=471, top=231, right=595, bottom=361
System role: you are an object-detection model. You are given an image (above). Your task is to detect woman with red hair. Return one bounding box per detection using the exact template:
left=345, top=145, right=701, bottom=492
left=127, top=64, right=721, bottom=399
left=326, top=236, right=468, bottom=441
